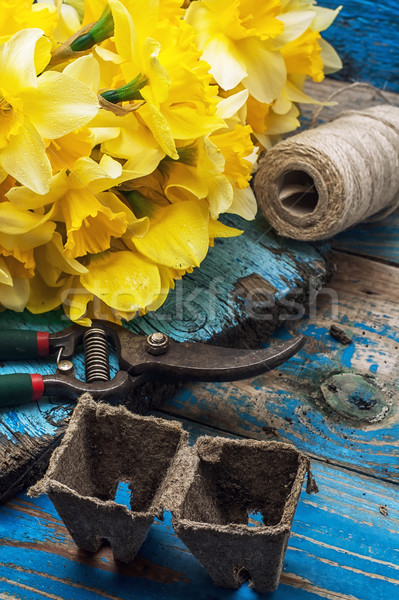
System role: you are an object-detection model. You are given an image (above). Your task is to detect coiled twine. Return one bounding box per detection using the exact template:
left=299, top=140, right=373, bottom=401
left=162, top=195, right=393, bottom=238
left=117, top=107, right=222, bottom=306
left=254, top=105, right=399, bottom=241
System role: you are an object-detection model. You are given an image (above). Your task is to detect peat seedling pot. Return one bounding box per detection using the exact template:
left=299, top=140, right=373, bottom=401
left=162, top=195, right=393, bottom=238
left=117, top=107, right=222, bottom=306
left=171, top=436, right=312, bottom=593
left=30, top=394, right=188, bottom=562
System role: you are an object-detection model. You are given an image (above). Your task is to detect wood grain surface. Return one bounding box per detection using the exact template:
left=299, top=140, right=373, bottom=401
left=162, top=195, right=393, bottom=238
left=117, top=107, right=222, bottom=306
left=320, top=0, right=399, bottom=93
left=160, top=248, right=399, bottom=482
left=0, top=418, right=397, bottom=600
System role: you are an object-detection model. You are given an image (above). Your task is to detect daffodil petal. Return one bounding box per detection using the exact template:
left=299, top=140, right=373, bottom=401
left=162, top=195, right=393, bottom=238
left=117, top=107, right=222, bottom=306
left=0, top=256, right=12, bottom=286
left=63, top=55, right=101, bottom=92
left=45, top=232, right=89, bottom=276
left=68, top=155, right=129, bottom=193
left=0, top=221, right=56, bottom=252
left=263, top=103, right=300, bottom=135
left=312, top=6, right=342, bottom=32
left=0, top=276, right=30, bottom=311
left=165, top=163, right=208, bottom=203
left=319, top=38, right=343, bottom=74
left=284, top=80, right=335, bottom=106
left=91, top=127, right=120, bottom=146
left=102, top=117, right=164, bottom=172
left=216, top=89, right=249, bottom=119
left=62, top=277, right=93, bottom=324
left=123, top=146, right=165, bottom=179
left=0, top=29, right=43, bottom=93
left=35, top=247, right=64, bottom=288
left=103, top=192, right=150, bottom=239
left=27, top=271, right=63, bottom=313
left=56, top=4, right=82, bottom=42
left=21, top=71, right=99, bottom=140
left=227, top=185, right=258, bottom=220
left=0, top=202, right=50, bottom=235
left=238, top=39, right=286, bottom=103
left=0, top=246, right=35, bottom=278
left=208, top=219, right=242, bottom=240
left=276, top=11, right=316, bottom=45
left=0, top=168, right=7, bottom=184
left=134, top=200, right=209, bottom=269
left=82, top=251, right=161, bottom=312
left=108, top=0, right=137, bottom=62
left=0, top=120, right=52, bottom=195
left=34, top=35, right=52, bottom=74
left=273, top=94, right=293, bottom=115
left=254, top=132, right=273, bottom=150
left=73, top=154, right=122, bottom=183
left=162, top=105, right=224, bottom=140
left=203, top=34, right=247, bottom=91
left=30, top=3, right=58, bottom=36
left=58, top=189, right=128, bottom=258
left=145, top=265, right=175, bottom=313
left=207, top=175, right=234, bottom=220
left=139, top=102, right=178, bottom=159
left=7, top=171, right=67, bottom=210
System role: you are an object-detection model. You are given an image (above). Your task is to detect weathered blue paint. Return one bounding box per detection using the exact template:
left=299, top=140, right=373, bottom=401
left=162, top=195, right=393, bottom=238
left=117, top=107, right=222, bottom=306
left=163, top=314, right=399, bottom=481
left=129, top=214, right=326, bottom=343
left=322, top=0, right=399, bottom=93
left=333, top=211, right=399, bottom=265
left=0, top=417, right=398, bottom=600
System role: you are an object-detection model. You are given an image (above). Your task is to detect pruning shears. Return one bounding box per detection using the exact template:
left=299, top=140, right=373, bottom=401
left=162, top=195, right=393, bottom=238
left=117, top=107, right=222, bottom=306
left=0, top=322, right=305, bottom=408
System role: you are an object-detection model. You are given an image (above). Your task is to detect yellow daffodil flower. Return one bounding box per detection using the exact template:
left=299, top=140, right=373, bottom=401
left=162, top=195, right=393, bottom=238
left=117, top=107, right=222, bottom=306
left=0, top=201, right=56, bottom=252
left=0, top=260, right=30, bottom=311
left=0, top=0, right=57, bottom=41
left=185, top=0, right=287, bottom=103
left=147, top=126, right=258, bottom=220
left=42, top=0, right=82, bottom=43
left=132, top=199, right=210, bottom=270
left=281, top=29, right=324, bottom=81
left=7, top=155, right=131, bottom=257
left=35, top=231, right=88, bottom=288
left=0, top=195, right=56, bottom=311
left=0, top=29, right=99, bottom=194
left=97, top=0, right=223, bottom=157
left=81, top=250, right=161, bottom=313
left=0, top=0, right=341, bottom=322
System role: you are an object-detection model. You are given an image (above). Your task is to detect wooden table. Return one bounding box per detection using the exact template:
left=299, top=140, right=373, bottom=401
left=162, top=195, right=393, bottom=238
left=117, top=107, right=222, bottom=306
left=1, top=128, right=398, bottom=599
left=1, top=2, right=399, bottom=596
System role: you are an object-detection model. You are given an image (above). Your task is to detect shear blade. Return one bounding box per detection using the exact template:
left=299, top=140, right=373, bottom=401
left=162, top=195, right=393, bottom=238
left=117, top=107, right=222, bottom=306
left=121, top=334, right=305, bottom=382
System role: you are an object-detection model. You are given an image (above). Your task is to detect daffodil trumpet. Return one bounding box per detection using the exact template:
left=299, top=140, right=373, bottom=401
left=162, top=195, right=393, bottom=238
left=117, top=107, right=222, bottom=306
left=0, top=0, right=341, bottom=324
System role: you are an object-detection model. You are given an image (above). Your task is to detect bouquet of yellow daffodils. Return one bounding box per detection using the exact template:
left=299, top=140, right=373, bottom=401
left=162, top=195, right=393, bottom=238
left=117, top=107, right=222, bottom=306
left=0, top=0, right=341, bottom=324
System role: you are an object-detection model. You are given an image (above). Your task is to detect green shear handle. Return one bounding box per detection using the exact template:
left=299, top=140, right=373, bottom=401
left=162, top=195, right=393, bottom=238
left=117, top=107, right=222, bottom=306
left=0, top=373, right=44, bottom=406
left=0, top=330, right=50, bottom=361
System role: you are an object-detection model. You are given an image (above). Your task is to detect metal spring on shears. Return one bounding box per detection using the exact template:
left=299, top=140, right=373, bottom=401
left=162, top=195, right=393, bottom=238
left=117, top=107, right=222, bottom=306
left=83, top=328, right=111, bottom=382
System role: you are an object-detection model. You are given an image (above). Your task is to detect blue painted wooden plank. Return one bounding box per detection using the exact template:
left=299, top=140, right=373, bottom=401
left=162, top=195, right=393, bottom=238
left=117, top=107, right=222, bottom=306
left=161, top=251, right=399, bottom=482
left=322, top=0, right=399, bottom=93
left=129, top=215, right=327, bottom=343
left=333, top=210, right=399, bottom=265
left=0, top=417, right=398, bottom=600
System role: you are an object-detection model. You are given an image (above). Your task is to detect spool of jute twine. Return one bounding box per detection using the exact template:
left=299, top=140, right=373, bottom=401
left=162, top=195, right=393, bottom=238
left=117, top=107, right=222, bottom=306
left=254, top=104, right=399, bottom=241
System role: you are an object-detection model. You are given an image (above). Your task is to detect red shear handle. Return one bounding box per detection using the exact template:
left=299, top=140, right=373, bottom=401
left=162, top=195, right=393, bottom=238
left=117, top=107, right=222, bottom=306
left=0, top=374, right=44, bottom=407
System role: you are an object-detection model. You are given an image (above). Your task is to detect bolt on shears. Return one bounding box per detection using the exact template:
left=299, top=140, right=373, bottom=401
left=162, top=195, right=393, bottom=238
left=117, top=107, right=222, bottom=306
left=0, top=322, right=305, bottom=407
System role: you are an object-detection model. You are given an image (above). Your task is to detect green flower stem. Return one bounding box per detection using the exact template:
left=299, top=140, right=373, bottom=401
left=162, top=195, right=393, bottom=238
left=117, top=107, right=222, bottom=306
left=101, top=74, right=148, bottom=104
left=71, top=6, right=114, bottom=52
